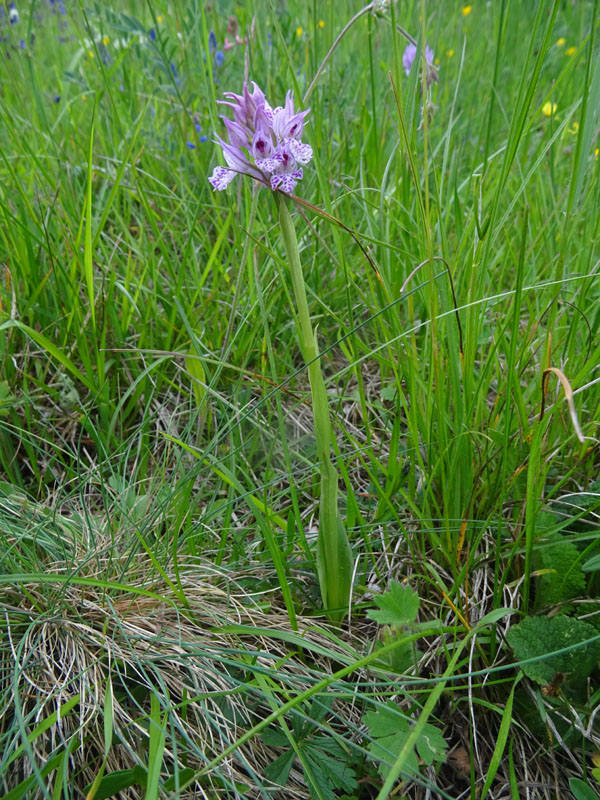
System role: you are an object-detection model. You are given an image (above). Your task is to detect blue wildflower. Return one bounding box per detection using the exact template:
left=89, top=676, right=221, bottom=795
left=194, top=119, right=209, bottom=143
left=149, top=27, right=156, bottom=42
left=9, top=4, right=19, bottom=25
left=186, top=141, right=196, bottom=149
left=208, top=30, right=217, bottom=52
left=170, top=61, right=182, bottom=85
left=215, top=49, right=224, bottom=67
left=53, top=94, right=61, bottom=102
left=19, top=38, right=25, bottom=48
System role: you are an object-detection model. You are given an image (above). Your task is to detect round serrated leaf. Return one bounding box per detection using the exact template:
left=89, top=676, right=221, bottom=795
left=506, top=615, right=600, bottom=685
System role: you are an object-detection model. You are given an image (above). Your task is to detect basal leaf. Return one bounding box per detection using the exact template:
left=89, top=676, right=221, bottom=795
left=83, top=766, right=147, bottom=800
left=366, top=583, right=420, bottom=626
left=304, top=743, right=357, bottom=799
left=536, top=533, right=586, bottom=606
left=263, top=749, right=296, bottom=787
left=368, top=733, right=420, bottom=779
left=363, top=703, right=411, bottom=738
left=363, top=702, right=446, bottom=780
left=506, top=615, right=600, bottom=685
left=416, top=722, right=448, bottom=765
left=569, top=777, right=600, bottom=800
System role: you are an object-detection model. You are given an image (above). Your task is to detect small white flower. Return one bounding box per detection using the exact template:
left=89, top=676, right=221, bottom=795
left=371, top=0, right=397, bottom=15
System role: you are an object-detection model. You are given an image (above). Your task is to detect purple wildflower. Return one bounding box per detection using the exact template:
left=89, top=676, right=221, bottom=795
left=402, top=42, right=438, bottom=89
left=209, top=82, right=312, bottom=194
left=402, top=42, right=434, bottom=75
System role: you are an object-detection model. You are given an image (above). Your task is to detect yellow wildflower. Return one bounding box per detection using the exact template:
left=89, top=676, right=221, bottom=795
left=566, top=46, right=576, bottom=55
left=318, top=19, right=325, bottom=28
left=568, top=121, right=579, bottom=134
left=157, top=15, right=163, bottom=23
left=102, top=35, right=110, bottom=46
left=462, top=5, right=472, bottom=16
left=595, top=148, right=599, bottom=160
left=446, top=49, right=455, bottom=57
left=542, top=102, right=557, bottom=117
left=88, top=50, right=94, bottom=58
left=296, top=27, right=303, bottom=37
left=556, top=37, right=565, bottom=46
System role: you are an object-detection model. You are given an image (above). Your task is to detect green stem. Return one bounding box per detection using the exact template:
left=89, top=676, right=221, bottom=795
left=278, top=193, right=351, bottom=619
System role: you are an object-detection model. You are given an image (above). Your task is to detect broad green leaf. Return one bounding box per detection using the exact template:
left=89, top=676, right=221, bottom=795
left=506, top=615, right=600, bottom=685
left=84, top=767, right=147, bottom=800
left=536, top=534, right=586, bottom=606
left=263, top=749, right=295, bottom=787
left=261, top=726, right=288, bottom=748
left=164, top=768, right=195, bottom=791
left=364, top=702, right=446, bottom=780
left=415, top=722, right=448, bottom=766
left=368, top=732, right=419, bottom=779
left=186, top=352, right=207, bottom=407
left=569, top=777, right=600, bottom=800
left=303, top=744, right=357, bottom=800
left=366, top=583, right=420, bottom=626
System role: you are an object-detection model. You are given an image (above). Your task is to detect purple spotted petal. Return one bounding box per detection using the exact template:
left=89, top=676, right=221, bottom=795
left=288, top=138, right=312, bottom=164
left=256, top=156, right=282, bottom=172
left=209, top=166, right=237, bottom=191
left=271, top=169, right=303, bottom=194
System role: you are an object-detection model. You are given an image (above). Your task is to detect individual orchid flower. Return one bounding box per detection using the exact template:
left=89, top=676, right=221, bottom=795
left=208, top=81, right=313, bottom=194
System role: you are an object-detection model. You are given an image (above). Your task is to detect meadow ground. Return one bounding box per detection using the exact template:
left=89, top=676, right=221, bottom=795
left=1, top=0, right=600, bottom=798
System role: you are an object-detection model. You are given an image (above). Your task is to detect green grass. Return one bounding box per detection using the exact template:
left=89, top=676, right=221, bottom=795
left=1, top=0, right=600, bottom=797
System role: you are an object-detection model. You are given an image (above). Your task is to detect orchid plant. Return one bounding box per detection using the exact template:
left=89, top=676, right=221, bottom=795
left=209, top=82, right=352, bottom=621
